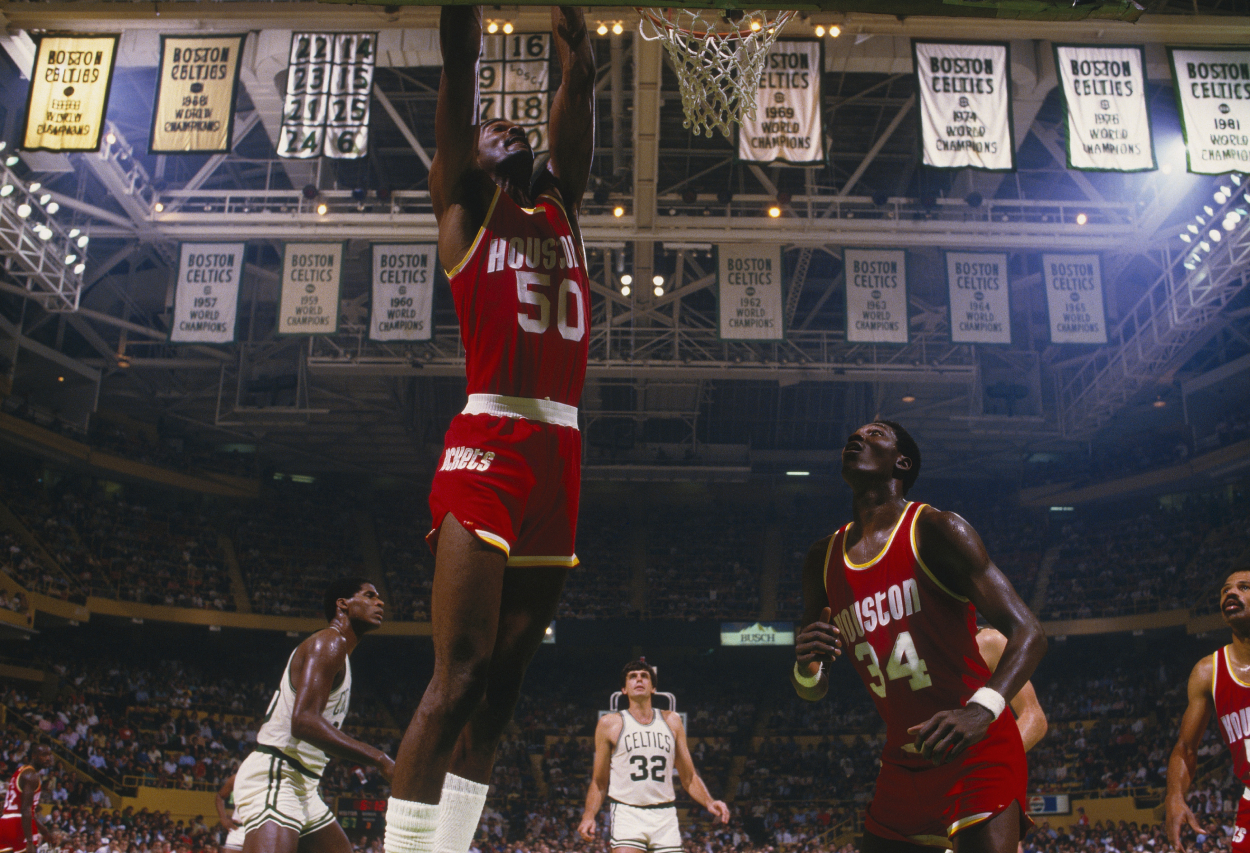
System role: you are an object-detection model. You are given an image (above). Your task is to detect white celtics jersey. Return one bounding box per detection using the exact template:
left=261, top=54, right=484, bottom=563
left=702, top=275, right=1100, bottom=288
left=608, top=708, right=676, bottom=806
left=256, top=646, right=351, bottom=776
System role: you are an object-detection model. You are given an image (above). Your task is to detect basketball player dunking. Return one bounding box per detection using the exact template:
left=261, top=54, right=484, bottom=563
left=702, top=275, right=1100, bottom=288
left=0, top=744, right=52, bottom=853
left=384, top=7, right=595, bottom=853
left=1166, top=570, right=1250, bottom=852
left=793, top=421, right=1047, bottom=853
left=578, top=661, right=730, bottom=850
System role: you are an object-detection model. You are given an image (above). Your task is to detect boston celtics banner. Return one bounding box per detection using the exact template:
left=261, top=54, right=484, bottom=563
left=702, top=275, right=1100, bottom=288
left=150, top=35, right=245, bottom=153
left=1042, top=253, right=1107, bottom=344
left=738, top=40, right=823, bottom=165
left=278, top=33, right=376, bottom=159
left=718, top=243, right=784, bottom=340
left=945, top=252, right=1010, bottom=344
left=844, top=249, right=908, bottom=344
left=21, top=35, right=119, bottom=152
left=1054, top=45, right=1154, bottom=172
left=170, top=243, right=245, bottom=344
left=370, top=244, right=436, bottom=341
left=912, top=41, right=1013, bottom=171
left=278, top=243, right=344, bottom=335
left=1169, top=48, right=1250, bottom=174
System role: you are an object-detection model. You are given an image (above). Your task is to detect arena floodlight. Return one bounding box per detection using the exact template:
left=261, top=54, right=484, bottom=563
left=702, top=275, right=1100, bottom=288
left=1232, top=174, right=1243, bottom=186
left=620, top=273, right=632, bottom=286
left=621, top=284, right=631, bottom=296
left=1209, top=229, right=1221, bottom=242
left=1188, top=224, right=1199, bottom=234
left=4, top=156, right=18, bottom=167
left=1215, top=191, right=1228, bottom=205
left=44, top=202, right=58, bottom=214
left=0, top=185, right=13, bottom=197
left=77, top=235, right=89, bottom=248
left=653, top=285, right=664, bottom=296
left=1199, top=240, right=1211, bottom=252
left=596, top=22, right=608, bottom=35
left=1180, top=233, right=1192, bottom=243
left=73, top=263, right=85, bottom=275
left=612, top=21, right=623, bottom=34
left=28, top=182, right=40, bottom=193
left=16, top=203, right=30, bottom=218
left=65, top=253, right=76, bottom=264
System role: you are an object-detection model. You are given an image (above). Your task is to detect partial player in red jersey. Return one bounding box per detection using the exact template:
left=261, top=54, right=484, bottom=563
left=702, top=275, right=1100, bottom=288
left=0, top=744, right=52, bottom=853
left=1166, top=570, right=1250, bottom=852
left=792, top=421, right=1046, bottom=853
left=384, top=7, right=595, bottom=853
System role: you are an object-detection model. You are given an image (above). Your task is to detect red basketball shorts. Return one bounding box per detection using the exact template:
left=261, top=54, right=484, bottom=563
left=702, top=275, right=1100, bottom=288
left=865, top=716, right=1030, bottom=849
left=1230, top=792, right=1250, bottom=853
left=427, top=405, right=580, bottom=567
left=0, top=815, right=39, bottom=852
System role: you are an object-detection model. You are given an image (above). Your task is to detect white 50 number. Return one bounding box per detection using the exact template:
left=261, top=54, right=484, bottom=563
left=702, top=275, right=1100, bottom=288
left=854, top=631, right=933, bottom=698
left=516, top=272, right=585, bottom=341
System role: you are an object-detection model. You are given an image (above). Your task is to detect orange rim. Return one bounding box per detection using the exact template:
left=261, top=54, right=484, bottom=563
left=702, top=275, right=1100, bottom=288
left=636, top=8, right=785, bottom=40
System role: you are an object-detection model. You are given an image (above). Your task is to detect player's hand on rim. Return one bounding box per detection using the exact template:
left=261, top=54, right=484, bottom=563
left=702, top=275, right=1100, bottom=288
left=1165, top=797, right=1208, bottom=852
left=796, top=606, right=842, bottom=666
left=906, top=704, right=994, bottom=765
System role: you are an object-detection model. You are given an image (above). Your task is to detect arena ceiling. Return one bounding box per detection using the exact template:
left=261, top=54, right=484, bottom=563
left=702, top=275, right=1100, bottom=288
left=0, top=1, right=1247, bottom=483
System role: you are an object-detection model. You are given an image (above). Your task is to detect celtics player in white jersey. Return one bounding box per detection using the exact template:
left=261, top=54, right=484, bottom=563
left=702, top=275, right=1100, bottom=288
left=234, top=578, right=394, bottom=853
left=578, top=660, right=730, bottom=851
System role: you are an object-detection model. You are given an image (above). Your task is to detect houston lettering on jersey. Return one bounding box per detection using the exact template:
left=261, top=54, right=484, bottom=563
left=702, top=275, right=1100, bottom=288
left=620, top=728, right=674, bottom=755
left=1213, top=646, right=1250, bottom=786
left=831, top=579, right=922, bottom=642
left=440, top=446, right=496, bottom=473
left=485, top=235, right=581, bottom=274
left=1220, top=706, right=1250, bottom=744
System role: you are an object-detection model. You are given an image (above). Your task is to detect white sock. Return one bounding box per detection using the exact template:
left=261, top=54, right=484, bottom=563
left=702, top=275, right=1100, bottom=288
left=432, top=773, right=489, bottom=853
left=384, top=797, right=439, bottom=853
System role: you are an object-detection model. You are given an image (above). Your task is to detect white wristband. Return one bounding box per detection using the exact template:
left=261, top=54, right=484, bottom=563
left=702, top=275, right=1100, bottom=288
left=793, top=661, right=823, bottom=688
left=967, top=687, right=1007, bottom=720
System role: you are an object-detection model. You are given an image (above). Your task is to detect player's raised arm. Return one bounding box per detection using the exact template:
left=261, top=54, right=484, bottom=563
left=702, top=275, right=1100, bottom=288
left=577, top=713, right=619, bottom=841
left=1166, top=655, right=1216, bottom=851
left=976, top=628, right=1048, bottom=751
left=668, top=712, right=730, bottom=824
left=545, top=6, right=596, bottom=214
left=793, top=536, right=839, bottom=701
left=431, top=6, right=485, bottom=220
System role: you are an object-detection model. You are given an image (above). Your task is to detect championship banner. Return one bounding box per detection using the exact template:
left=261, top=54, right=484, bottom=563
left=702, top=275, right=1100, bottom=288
left=1169, top=48, right=1250, bottom=174
left=945, top=252, right=1011, bottom=345
left=480, top=32, right=551, bottom=154
left=844, top=249, right=908, bottom=344
left=170, top=243, right=245, bottom=344
left=1054, top=45, right=1154, bottom=172
left=1042, top=253, right=1107, bottom=344
left=370, top=244, right=436, bottom=341
left=21, top=35, right=119, bottom=152
left=738, top=40, right=822, bottom=164
left=717, top=243, right=784, bottom=340
left=150, top=35, right=245, bottom=153
left=278, top=243, right=344, bottom=335
left=278, top=33, right=376, bottom=159
left=912, top=41, right=1014, bottom=171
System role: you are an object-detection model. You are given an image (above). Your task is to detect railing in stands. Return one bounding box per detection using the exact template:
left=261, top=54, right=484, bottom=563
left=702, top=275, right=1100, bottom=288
left=5, top=703, right=135, bottom=797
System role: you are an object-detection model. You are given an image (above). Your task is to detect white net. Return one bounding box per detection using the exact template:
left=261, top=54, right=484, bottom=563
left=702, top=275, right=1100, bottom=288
left=638, top=8, right=797, bottom=141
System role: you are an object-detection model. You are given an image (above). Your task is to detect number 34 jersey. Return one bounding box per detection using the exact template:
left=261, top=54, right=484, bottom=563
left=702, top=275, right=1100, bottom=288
left=825, top=501, right=994, bottom=769
left=609, top=710, right=677, bottom=806
left=446, top=185, right=591, bottom=408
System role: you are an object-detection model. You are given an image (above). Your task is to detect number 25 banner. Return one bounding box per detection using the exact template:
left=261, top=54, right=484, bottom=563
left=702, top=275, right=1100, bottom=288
left=1169, top=48, right=1250, bottom=175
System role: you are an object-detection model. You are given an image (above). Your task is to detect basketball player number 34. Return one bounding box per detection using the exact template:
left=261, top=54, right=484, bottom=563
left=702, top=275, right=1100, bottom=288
left=856, top=631, right=933, bottom=698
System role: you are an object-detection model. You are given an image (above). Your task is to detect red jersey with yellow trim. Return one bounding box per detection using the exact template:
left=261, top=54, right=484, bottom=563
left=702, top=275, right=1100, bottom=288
left=445, top=186, right=590, bottom=408
left=825, top=501, right=993, bottom=769
left=1212, top=646, right=1250, bottom=785
left=1, top=764, right=39, bottom=825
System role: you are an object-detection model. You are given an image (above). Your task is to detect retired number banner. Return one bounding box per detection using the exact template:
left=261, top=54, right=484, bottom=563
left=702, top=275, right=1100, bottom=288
left=21, top=35, right=119, bottom=152
left=278, top=243, right=344, bottom=335
left=946, top=252, right=1010, bottom=344
left=279, top=33, right=375, bottom=159
left=151, top=35, right=245, bottom=153
left=1170, top=48, right=1250, bottom=175
left=913, top=41, right=1013, bottom=171
left=739, top=40, right=823, bottom=164
left=170, top=244, right=245, bottom=344
left=1043, top=254, right=1107, bottom=345
left=480, top=33, right=550, bottom=154
left=844, top=249, right=908, bottom=344
left=1055, top=45, right=1153, bottom=172
left=371, top=244, right=436, bottom=341
left=718, top=244, right=784, bottom=340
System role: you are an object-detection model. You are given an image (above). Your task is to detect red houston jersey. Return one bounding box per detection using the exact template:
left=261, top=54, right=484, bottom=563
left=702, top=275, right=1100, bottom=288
left=445, top=186, right=591, bottom=408
left=1, top=764, right=39, bottom=820
left=1212, top=646, right=1250, bottom=785
left=825, top=501, right=993, bottom=769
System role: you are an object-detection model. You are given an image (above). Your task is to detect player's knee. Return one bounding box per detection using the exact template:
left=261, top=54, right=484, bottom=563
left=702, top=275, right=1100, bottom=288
left=434, top=658, right=492, bottom=720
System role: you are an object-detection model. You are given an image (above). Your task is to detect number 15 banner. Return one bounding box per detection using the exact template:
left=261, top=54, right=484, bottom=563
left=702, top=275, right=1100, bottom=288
left=1170, top=48, right=1250, bottom=175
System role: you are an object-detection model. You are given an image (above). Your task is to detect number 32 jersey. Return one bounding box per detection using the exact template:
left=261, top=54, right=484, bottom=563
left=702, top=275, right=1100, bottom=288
left=446, top=185, right=590, bottom=408
left=609, top=710, right=676, bottom=806
left=825, top=501, right=994, bottom=769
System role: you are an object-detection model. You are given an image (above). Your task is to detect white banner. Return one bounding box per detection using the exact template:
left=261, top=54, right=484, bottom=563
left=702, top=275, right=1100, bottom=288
left=21, top=35, right=119, bottom=152
left=845, top=249, right=908, bottom=344
left=1055, top=45, right=1154, bottom=172
left=946, top=252, right=1010, bottom=344
left=278, top=243, right=343, bottom=335
left=150, top=35, right=245, bottom=153
left=738, top=40, right=822, bottom=164
left=370, top=244, right=436, bottom=341
left=279, top=33, right=375, bottom=159
left=480, top=33, right=550, bottom=154
left=170, top=243, right=244, bottom=344
left=1170, top=48, right=1250, bottom=175
left=718, top=244, right=784, bottom=340
left=913, top=41, right=1013, bottom=171
left=1043, top=254, right=1107, bottom=344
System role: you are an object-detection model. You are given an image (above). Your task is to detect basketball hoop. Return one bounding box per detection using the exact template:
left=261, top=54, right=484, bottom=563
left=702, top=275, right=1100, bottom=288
left=638, top=7, right=797, bottom=141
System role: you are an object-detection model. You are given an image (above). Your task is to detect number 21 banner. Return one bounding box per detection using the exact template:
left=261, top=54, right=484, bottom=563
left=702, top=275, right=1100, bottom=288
left=1170, top=48, right=1250, bottom=175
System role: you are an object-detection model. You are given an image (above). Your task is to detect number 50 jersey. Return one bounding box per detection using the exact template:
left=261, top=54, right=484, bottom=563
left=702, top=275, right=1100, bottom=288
left=446, top=185, right=590, bottom=408
left=609, top=710, right=677, bottom=806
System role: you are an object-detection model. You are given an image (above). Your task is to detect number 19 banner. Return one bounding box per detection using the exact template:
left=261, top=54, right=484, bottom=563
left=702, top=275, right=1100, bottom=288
left=1169, top=48, right=1250, bottom=175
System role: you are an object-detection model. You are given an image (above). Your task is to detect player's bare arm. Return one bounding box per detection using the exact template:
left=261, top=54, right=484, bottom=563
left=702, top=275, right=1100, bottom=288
left=543, top=5, right=596, bottom=231
left=215, top=774, right=237, bottom=831
left=976, top=628, right=1048, bottom=751
left=289, top=632, right=394, bottom=779
left=18, top=765, right=39, bottom=853
left=793, top=535, right=839, bottom=701
left=577, top=712, right=622, bottom=840
left=667, top=711, right=730, bottom=824
left=906, top=508, right=1046, bottom=764
left=1166, top=655, right=1216, bottom=852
